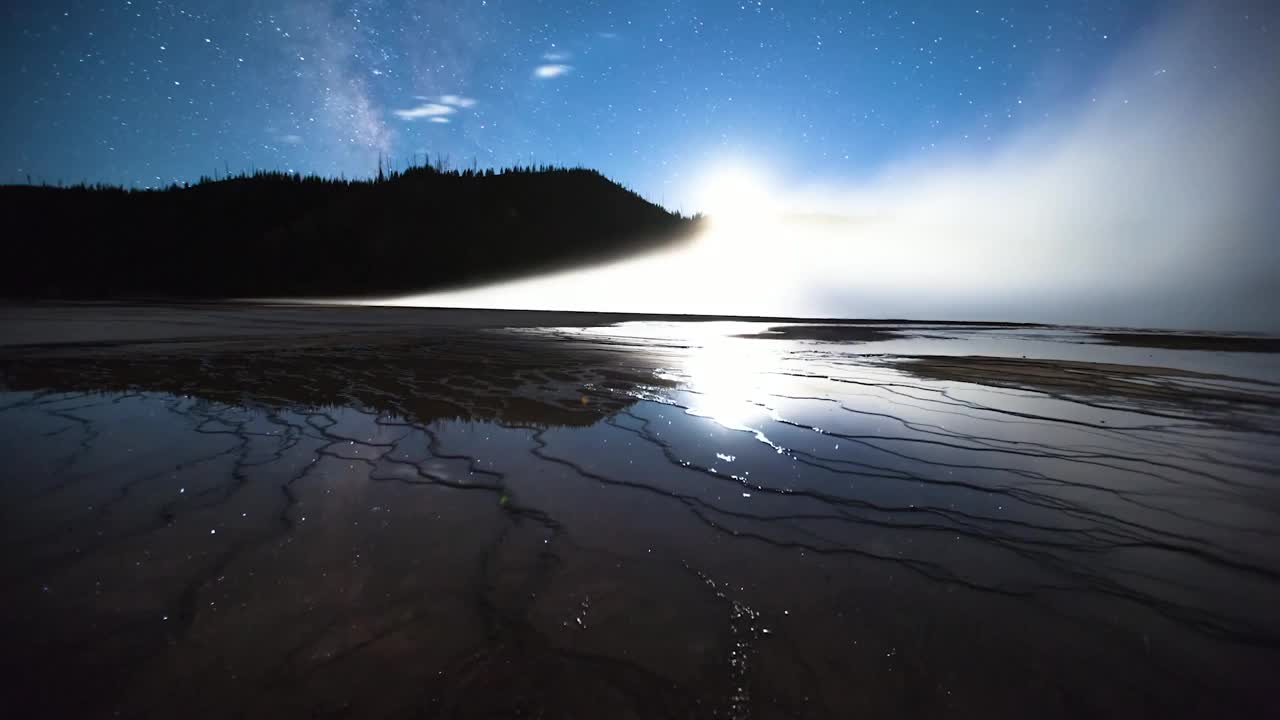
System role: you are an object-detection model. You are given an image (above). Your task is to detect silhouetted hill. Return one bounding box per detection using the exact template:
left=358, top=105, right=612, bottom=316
left=0, top=166, right=699, bottom=299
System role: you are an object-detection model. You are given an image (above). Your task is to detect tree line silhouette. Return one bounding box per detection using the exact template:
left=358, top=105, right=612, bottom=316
left=0, top=163, right=700, bottom=299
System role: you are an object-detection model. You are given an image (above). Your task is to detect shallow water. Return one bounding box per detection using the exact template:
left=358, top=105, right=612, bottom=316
left=1, top=310, right=1277, bottom=718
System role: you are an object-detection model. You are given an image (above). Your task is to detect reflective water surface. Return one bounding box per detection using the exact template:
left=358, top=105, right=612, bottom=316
left=2, top=307, right=1278, bottom=718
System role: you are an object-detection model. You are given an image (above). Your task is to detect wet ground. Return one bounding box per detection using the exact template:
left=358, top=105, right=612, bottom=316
left=1, top=303, right=1278, bottom=718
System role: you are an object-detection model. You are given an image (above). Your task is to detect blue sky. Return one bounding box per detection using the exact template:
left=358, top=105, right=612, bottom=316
left=2, top=0, right=1170, bottom=207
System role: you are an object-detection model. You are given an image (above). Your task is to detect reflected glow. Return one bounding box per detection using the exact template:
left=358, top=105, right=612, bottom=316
left=672, top=332, right=773, bottom=431
left=572, top=322, right=792, bottom=438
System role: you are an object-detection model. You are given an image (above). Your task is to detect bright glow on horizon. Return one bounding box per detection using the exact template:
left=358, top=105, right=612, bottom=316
left=344, top=4, right=1277, bottom=332
left=693, top=164, right=779, bottom=224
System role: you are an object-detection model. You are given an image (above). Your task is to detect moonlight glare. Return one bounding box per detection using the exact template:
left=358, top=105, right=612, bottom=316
left=382, top=2, right=1279, bottom=332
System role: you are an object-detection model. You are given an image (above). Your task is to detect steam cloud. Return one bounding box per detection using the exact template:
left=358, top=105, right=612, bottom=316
left=388, top=1, right=1279, bottom=332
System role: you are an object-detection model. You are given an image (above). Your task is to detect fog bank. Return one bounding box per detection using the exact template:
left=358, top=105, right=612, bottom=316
left=381, top=1, right=1279, bottom=332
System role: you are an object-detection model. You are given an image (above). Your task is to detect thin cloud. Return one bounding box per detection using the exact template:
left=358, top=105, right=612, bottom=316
left=393, top=103, right=456, bottom=120
left=429, top=117, right=450, bottom=124
left=542, top=51, right=571, bottom=62
left=439, top=94, right=477, bottom=108
left=276, top=134, right=304, bottom=145
left=534, top=64, right=572, bottom=79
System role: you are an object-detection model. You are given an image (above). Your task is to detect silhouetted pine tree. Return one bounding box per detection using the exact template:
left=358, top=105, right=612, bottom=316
left=0, top=166, right=700, bottom=299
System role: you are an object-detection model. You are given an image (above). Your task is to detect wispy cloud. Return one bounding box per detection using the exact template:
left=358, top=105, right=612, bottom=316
left=534, top=64, right=573, bottom=79
left=542, top=51, right=571, bottom=62
left=395, top=93, right=476, bottom=123
left=393, top=103, right=456, bottom=120
left=439, top=94, right=477, bottom=108
left=276, top=134, right=304, bottom=145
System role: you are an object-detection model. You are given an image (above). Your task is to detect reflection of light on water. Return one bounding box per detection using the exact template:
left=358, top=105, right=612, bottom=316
left=559, top=322, right=797, bottom=445
left=674, top=333, right=767, bottom=431
left=636, top=323, right=790, bottom=450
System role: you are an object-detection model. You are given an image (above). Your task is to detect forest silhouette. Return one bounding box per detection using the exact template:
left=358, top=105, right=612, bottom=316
left=0, top=163, right=699, bottom=299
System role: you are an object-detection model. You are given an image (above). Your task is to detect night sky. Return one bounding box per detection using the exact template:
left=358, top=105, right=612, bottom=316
left=2, top=0, right=1176, bottom=206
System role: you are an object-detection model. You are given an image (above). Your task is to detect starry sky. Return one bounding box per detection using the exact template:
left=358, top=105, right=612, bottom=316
left=2, top=0, right=1178, bottom=207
